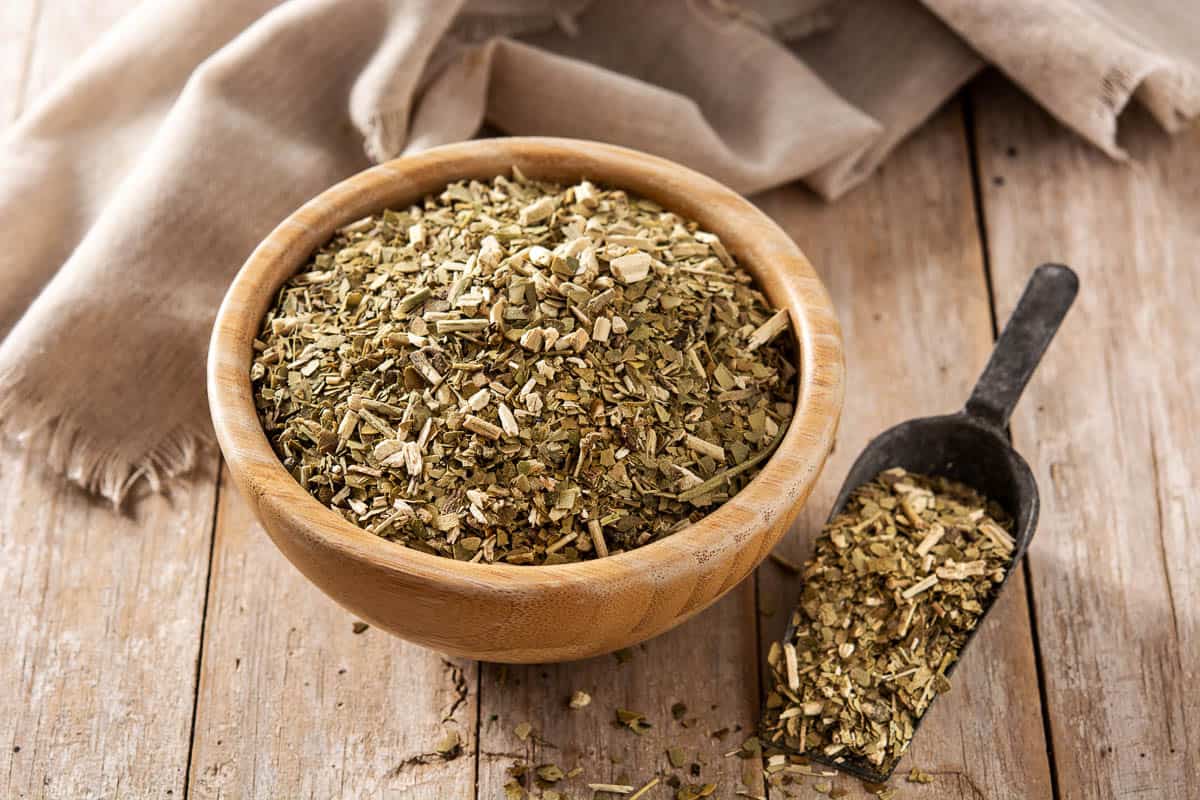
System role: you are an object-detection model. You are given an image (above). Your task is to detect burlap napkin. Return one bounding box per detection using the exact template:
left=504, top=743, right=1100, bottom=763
left=1, top=0, right=1196, bottom=503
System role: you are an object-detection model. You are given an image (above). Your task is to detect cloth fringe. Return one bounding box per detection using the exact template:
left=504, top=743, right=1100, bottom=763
left=0, top=386, right=213, bottom=506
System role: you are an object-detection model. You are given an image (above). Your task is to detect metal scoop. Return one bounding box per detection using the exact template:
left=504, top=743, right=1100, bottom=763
left=778, top=263, right=1079, bottom=783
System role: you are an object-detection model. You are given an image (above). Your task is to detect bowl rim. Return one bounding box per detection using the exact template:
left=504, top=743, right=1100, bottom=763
left=208, top=136, right=844, bottom=591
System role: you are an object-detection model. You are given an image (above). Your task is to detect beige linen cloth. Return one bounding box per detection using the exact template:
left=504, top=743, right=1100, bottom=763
left=1, top=0, right=1197, bottom=503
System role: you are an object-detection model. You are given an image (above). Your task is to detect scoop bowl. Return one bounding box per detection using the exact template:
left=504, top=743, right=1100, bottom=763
left=781, top=263, right=1077, bottom=781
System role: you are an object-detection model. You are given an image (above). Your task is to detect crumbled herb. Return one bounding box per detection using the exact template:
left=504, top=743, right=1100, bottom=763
left=761, top=468, right=1014, bottom=773
left=628, top=777, right=660, bottom=799
left=514, top=721, right=533, bottom=741
left=906, top=767, right=934, bottom=784
left=433, top=728, right=461, bottom=758
left=671, top=702, right=688, bottom=721
left=587, top=783, right=635, bottom=795
left=535, top=764, right=565, bottom=783
left=351, top=621, right=369, bottom=634
left=504, top=761, right=529, bottom=799
left=615, top=708, right=653, bottom=735
left=252, top=172, right=796, bottom=565
left=675, top=783, right=717, bottom=799
left=734, top=736, right=761, bottom=759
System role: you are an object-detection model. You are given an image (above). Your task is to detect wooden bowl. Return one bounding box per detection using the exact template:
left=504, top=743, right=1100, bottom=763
left=208, top=138, right=844, bottom=663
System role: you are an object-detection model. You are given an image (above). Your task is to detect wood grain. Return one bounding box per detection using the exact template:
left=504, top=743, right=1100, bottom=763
left=475, top=584, right=765, bottom=799
left=187, top=467, right=479, bottom=799
left=0, top=443, right=219, bottom=799
left=754, top=104, right=1056, bottom=797
left=0, top=3, right=221, bottom=799
left=974, top=74, right=1200, bottom=799
left=208, top=138, right=845, bottom=662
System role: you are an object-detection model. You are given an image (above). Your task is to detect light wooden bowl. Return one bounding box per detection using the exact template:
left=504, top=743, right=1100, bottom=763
left=208, top=138, right=844, bottom=663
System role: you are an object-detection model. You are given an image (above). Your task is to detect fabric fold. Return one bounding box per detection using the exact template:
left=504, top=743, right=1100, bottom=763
left=0, top=0, right=1196, bottom=503
left=923, top=0, right=1200, bottom=159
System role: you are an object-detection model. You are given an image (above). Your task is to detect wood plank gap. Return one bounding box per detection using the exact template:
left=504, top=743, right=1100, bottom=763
left=1019, top=557, right=1065, bottom=800
left=970, top=72, right=1200, bottom=795
left=751, top=569, right=767, bottom=797
left=188, top=467, right=479, bottom=798
left=964, top=84, right=1065, bottom=800
left=754, top=104, right=1054, bottom=798
left=961, top=90, right=1001, bottom=341
left=472, top=659, right=482, bottom=799
left=182, top=457, right=224, bottom=800
left=967, top=85, right=1068, bottom=800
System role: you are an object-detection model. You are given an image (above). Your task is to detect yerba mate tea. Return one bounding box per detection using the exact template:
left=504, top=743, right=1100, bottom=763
left=251, top=169, right=796, bottom=565
left=762, top=468, right=1015, bottom=774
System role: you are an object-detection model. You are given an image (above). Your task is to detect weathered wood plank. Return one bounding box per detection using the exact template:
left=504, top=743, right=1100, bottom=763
left=187, top=468, right=479, bottom=799
left=0, top=3, right=222, bottom=798
left=754, top=104, right=1055, bottom=797
left=476, top=583, right=765, bottom=799
left=973, top=74, right=1199, bottom=799
left=0, top=445, right=220, bottom=798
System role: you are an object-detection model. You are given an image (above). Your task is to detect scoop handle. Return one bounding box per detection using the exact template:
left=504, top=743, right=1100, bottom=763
left=964, top=263, right=1078, bottom=431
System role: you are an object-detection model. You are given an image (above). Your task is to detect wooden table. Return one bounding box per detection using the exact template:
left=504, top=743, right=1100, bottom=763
left=2, top=5, right=1196, bottom=799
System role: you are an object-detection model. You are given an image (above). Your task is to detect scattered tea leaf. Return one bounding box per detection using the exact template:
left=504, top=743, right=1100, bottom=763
left=535, top=764, right=564, bottom=783
left=615, top=708, right=653, bottom=735
left=433, top=728, right=461, bottom=758
left=588, top=784, right=635, bottom=795
left=907, top=767, right=935, bottom=784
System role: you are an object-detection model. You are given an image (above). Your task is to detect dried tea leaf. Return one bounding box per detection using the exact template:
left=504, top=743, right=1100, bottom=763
left=760, top=468, right=1015, bottom=774
left=434, top=728, right=462, bottom=758
left=588, top=784, right=635, bottom=795
left=535, top=764, right=564, bottom=783
left=252, top=173, right=796, bottom=566
left=907, top=767, right=935, bottom=784
left=616, top=708, right=653, bottom=735
left=628, top=777, right=660, bottom=799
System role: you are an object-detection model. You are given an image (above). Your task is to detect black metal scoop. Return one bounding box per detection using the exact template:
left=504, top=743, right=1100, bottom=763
left=776, top=263, right=1078, bottom=783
